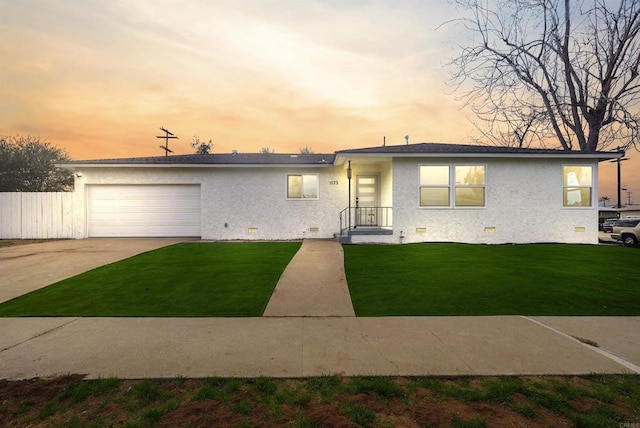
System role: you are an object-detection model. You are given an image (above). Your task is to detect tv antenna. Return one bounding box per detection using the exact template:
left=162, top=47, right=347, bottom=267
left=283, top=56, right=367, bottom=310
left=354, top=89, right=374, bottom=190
left=156, top=127, right=177, bottom=156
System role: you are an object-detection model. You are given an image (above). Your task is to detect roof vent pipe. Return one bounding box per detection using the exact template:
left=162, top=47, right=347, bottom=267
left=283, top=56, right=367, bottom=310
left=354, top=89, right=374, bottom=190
left=232, top=150, right=237, bottom=155
left=404, top=135, right=409, bottom=145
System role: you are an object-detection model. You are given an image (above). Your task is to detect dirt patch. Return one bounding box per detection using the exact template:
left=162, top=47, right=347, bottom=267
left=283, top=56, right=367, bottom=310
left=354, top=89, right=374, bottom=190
left=0, top=375, right=638, bottom=427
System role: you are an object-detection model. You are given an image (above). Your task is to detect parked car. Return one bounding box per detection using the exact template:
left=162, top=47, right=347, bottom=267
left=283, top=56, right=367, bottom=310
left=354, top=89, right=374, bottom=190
left=602, top=218, right=618, bottom=233
left=611, top=218, right=640, bottom=247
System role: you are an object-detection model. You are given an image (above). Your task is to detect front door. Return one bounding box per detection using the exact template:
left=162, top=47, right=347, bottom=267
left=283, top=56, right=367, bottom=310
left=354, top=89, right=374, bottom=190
left=356, top=175, right=379, bottom=227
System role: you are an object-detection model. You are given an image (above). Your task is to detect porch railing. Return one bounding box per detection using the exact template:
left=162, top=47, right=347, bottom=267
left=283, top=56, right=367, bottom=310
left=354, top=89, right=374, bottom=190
left=339, top=206, right=393, bottom=234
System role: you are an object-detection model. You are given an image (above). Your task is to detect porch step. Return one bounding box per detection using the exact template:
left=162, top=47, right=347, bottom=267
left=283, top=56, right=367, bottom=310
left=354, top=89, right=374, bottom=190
left=348, top=228, right=393, bottom=236
left=335, top=228, right=393, bottom=244
left=336, top=235, right=351, bottom=244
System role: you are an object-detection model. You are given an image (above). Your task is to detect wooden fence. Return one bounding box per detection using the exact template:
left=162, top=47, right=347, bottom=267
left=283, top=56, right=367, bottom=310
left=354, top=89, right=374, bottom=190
left=0, top=193, right=74, bottom=239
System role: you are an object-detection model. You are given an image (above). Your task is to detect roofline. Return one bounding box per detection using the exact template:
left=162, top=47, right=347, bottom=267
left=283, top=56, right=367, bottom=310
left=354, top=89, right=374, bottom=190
left=57, top=145, right=623, bottom=169
left=333, top=151, right=622, bottom=163
left=56, top=162, right=335, bottom=169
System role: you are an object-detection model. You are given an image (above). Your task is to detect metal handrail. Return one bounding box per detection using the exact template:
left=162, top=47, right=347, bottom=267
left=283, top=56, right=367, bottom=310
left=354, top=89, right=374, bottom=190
left=340, top=206, right=392, bottom=234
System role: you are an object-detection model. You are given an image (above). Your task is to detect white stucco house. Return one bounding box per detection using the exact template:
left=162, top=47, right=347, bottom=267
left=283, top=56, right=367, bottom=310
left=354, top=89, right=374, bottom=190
left=58, top=142, right=623, bottom=244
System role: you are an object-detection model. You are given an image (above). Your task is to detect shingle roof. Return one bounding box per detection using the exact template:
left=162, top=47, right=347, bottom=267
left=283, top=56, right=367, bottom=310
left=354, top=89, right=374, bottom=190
left=336, top=142, right=612, bottom=155
left=333, top=142, right=623, bottom=162
left=61, top=153, right=336, bottom=166
left=59, top=143, right=622, bottom=168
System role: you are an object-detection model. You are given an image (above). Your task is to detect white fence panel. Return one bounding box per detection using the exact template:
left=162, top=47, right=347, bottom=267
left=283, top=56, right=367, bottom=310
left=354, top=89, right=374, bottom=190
left=0, top=193, right=22, bottom=239
left=0, top=193, right=73, bottom=239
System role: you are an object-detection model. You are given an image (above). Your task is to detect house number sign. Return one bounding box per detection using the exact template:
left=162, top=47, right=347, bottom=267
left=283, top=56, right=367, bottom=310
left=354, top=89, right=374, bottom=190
left=329, top=180, right=339, bottom=185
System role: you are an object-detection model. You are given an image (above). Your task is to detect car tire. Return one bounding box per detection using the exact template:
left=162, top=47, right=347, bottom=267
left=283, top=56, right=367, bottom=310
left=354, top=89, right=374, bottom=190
left=622, top=235, right=638, bottom=247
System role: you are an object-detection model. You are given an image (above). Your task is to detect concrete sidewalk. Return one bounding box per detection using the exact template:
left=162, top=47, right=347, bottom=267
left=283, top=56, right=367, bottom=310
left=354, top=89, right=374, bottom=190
left=264, top=240, right=355, bottom=317
left=0, top=316, right=638, bottom=379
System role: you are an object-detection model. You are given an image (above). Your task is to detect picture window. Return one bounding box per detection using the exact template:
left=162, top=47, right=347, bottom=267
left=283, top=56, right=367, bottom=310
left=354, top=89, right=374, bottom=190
left=420, top=165, right=485, bottom=207
left=287, top=174, right=318, bottom=199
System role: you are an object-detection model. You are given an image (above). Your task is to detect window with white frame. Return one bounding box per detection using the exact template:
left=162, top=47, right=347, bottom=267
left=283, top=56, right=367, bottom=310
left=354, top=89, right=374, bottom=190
left=287, top=174, right=318, bottom=199
left=419, top=165, right=450, bottom=206
left=454, top=165, right=485, bottom=207
left=563, top=166, right=592, bottom=207
left=420, top=164, right=486, bottom=207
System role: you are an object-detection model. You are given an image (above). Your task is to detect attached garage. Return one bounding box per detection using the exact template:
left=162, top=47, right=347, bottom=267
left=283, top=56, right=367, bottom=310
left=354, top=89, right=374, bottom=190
left=88, top=185, right=201, bottom=237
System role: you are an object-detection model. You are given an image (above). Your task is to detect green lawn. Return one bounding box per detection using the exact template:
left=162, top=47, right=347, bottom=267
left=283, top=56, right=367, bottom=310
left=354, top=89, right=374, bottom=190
left=344, top=243, right=640, bottom=316
left=0, top=242, right=301, bottom=317
left=3, top=241, right=638, bottom=317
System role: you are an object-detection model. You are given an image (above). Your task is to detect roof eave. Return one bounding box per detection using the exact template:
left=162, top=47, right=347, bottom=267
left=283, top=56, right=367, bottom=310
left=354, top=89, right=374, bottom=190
left=56, top=162, right=335, bottom=169
left=334, top=151, right=622, bottom=163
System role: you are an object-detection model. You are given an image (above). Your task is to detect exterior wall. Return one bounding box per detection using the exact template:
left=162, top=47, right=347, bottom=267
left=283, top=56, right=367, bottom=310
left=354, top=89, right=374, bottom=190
left=390, top=157, right=599, bottom=244
left=350, top=234, right=396, bottom=244
left=202, top=166, right=346, bottom=240
left=379, top=160, right=393, bottom=207
left=71, top=166, right=349, bottom=240
left=69, top=156, right=601, bottom=244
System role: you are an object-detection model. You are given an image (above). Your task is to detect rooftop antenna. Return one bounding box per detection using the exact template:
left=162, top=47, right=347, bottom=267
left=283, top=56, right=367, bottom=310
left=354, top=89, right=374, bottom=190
left=156, top=127, right=177, bottom=156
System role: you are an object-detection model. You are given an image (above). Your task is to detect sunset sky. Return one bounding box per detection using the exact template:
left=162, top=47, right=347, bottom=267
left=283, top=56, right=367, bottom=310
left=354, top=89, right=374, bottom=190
left=1, top=0, right=638, bottom=204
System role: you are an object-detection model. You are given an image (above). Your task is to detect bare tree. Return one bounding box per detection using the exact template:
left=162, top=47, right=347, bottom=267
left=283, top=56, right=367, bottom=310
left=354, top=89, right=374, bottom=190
left=449, top=0, right=640, bottom=151
left=260, top=147, right=275, bottom=154
left=468, top=97, right=552, bottom=148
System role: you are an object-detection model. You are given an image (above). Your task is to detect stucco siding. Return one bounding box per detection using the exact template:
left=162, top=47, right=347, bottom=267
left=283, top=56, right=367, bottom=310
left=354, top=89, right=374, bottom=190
left=72, top=166, right=347, bottom=240
left=69, top=156, right=601, bottom=244
left=202, top=167, right=346, bottom=240
left=391, top=157, right=599, bottom=244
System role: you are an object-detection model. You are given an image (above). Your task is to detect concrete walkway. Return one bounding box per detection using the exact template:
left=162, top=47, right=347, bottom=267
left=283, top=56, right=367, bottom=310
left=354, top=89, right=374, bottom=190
left=264, top=240, right=355, bottom=317
left=0, top=238, right=639, bottom=379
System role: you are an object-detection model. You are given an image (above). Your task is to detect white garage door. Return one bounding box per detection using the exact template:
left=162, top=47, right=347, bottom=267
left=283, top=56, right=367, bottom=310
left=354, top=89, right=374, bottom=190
left=88, top=185, right=201, bottom=237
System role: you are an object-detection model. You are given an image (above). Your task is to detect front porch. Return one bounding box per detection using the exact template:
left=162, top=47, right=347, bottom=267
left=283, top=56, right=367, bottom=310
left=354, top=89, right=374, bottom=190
left=334, top=152, right=395, bottom=244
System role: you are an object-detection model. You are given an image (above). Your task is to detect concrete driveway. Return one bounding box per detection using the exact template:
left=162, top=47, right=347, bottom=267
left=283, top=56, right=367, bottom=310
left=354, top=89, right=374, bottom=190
left=0, top=238, right=185, bottom=304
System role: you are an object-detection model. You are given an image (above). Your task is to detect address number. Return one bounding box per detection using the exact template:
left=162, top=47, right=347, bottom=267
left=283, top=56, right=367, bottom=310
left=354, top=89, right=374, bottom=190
left=329, top=180, right=339, bottom=185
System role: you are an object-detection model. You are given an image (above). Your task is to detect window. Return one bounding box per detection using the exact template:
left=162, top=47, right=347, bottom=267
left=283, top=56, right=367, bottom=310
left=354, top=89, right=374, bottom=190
left=455, top=165, right=485, bottom=207
left=420, top=165, right=450, bottom=206
left=563, top=166, right=592, bottom=207
left=614, top=219, right=640, bottom=228
left=420, top=164, right=486, bottom=207
left=287, top=174, right=318, bottom=199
